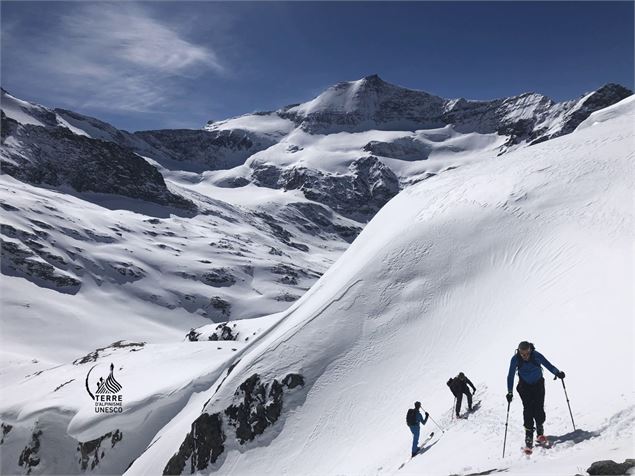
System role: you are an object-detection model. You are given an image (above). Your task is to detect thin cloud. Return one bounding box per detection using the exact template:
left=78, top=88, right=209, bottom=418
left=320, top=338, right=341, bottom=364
left=4, top=3, right=224, bottom=113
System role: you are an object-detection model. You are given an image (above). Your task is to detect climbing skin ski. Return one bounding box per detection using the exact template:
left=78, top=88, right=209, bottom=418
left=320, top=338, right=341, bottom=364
left=398, top=432, right=435, bottom=470
left=535, top=435, right=552, bottom=449
left=415, top=432, right=435, bottom=456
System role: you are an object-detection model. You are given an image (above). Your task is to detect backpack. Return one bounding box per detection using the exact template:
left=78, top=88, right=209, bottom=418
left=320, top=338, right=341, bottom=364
left=406, top=408, right=417, bottom=426
left=516, top=342, right=537, bottom=368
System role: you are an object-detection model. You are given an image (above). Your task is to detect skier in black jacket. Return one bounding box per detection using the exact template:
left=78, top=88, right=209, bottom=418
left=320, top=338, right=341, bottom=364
left=447, top=372, right=476, bottom=418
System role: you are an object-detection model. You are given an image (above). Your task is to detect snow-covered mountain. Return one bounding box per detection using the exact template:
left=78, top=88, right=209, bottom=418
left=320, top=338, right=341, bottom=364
left=0, top=78, right=633, bottom=475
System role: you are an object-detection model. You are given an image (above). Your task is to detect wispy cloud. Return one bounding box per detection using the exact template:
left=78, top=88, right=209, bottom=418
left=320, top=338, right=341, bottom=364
left=4, top=3, right=224, bottom=113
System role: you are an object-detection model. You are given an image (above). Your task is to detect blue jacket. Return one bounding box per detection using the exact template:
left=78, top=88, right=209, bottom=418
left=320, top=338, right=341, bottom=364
left=507, top=350, right=559, bottom=392
left=410, top=410, right=428, bottom=428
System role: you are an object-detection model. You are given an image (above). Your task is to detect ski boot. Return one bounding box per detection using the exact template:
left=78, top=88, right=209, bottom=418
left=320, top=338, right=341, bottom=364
left=523, top=427, right=534, bottom=455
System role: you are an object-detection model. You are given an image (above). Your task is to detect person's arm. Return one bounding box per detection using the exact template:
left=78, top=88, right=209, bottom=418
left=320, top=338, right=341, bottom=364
left=418, top=411, right=428, bottom=425
left=466, top=377, right=476, bottom=393
left=535, top=351, right=559, bottom=376
left=507, top=355, right=518, bottom=393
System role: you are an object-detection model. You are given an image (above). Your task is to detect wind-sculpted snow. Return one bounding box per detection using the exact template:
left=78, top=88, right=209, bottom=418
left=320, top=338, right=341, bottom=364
left=132, top=95, right=634, bottom=475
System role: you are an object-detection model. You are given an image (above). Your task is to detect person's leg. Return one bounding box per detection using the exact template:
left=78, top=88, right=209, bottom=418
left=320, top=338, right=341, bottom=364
left=455, top=392, right=463, bottom=416
left=464, top=386, right=473, bottom=410
left=517, top=381, right=534, bottom=447
left=534, top=378, right=546, bottom=436
left=410, top=426, right=420, bottom=456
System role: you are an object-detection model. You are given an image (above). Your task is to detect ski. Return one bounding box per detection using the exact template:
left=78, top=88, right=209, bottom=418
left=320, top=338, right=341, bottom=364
left=535, top=436, right=552, bottom=449
left=398, top=432, right=435, bottom=470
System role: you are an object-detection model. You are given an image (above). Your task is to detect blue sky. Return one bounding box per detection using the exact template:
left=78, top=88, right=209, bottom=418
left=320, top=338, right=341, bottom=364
left=2, top=2, right=633, bottom=131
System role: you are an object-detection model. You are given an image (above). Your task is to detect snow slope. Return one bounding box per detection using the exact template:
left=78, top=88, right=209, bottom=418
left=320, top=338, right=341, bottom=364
left=125, top=95, right=634, bottom=475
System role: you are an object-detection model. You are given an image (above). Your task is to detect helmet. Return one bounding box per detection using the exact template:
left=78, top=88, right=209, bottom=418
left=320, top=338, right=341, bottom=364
left=414, top=401, right=421, bottom=409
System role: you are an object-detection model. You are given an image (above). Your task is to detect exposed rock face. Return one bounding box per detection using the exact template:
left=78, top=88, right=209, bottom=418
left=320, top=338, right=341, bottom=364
left=163, top=413, right=225, bottom=475
left=1, top=422, right=13, bottom=444
left=163, top=373, right=305, bottom=475
left=251, top=156, right=400, bottom=221
left=77, top=430, right=123, bottom=471
left=209, top=296, right=231, bottom=319
left=18, top=429, right=42, bottom=474
left=280, top=74, right=447, bottom=134
left=133, top=129, right=276, bottom=172
left=73, top=341, right=145, bottom=365
left=279, top=202, right=361, bottom=243
left=187, top=323, right=238, bottom=341
left=587, top=459, right=635, bottom=475
left=1, top=114, right=192, bottom=209
left=201, top=268, right=236, bottom=288
left=364, top=136, right=432, bottom=161
left=279, top=75, right=632, bottom=145
left=530, top=83, right=634, bottom=144
left=1, top=223, right=81, bottom=294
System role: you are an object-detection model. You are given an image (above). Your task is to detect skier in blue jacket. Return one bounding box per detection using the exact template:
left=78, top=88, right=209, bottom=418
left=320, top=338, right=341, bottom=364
left=406, top=401, right=429, bottom=457
left=506, top=341, right=565, bottom=450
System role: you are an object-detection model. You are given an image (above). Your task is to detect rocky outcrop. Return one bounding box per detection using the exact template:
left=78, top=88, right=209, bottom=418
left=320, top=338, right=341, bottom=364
left=586, top=459, right=635, bottom=475
left=530, top=83, right=633, bottom=145
left=18, top=429, right=42, bottom=474
left=133, top=129, right=276, bottom=172
left=77, top=430, right=123, bottom=471
left=279, top=75, right=632, bottom=146
left=1, top=113, right=193, bottom=209
left=187, top=322, right=238, bottom=342
left=163, top=373, right=305, bottom=475
left=364, top=136, right=432, bottom=161
left=251, top=156, right=400, bottom=221
left=1, top=233, right=81, bottom=294
left=1, top=422, right=13, bottom=444
left=73, top=341, right=145, bottom=365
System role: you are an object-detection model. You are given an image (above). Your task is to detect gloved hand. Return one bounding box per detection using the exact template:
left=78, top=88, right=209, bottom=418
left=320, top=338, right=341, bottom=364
left=506, top=392, right=513, bottom=403
left=473, top=388, right=477, bottom=395
left=425, top=411, right=429, bottom=418
left=556, top=371, right=565, bottom=379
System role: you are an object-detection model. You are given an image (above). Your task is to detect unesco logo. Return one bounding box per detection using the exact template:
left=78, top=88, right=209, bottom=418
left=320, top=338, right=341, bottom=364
left=85, top=363, right=124, bottom=413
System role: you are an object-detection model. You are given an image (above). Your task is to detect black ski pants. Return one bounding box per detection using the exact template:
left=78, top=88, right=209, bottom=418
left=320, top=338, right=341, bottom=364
left=517, top=377, right=545, bottom=432
left=453, top=384, right=473, bottom=416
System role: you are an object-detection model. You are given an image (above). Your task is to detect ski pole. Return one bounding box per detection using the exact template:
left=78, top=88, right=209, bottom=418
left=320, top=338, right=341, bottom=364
left=502, top=401, right=510, bottom=458
left=556, top=376, right=576, bottom=431
left=425, top=411, right=445, bottom=433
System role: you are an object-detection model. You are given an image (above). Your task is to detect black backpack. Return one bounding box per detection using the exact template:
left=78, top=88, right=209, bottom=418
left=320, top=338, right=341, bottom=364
left=406, top=408, right=417, bottom=426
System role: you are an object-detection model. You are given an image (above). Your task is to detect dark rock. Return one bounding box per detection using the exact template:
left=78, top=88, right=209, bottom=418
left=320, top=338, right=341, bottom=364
left=209, top=297, right=231, bottom=318
left=166, top=372, right=305, bottom=474
left=1, top=114, right=193, bottom=209
left=201, top=268, right=236, bottom=287
left=77, top=429, right=123, bottom=471
left=133, top=128, right=275, bottom=173
left=587, top=459, right=635, bottom=475
left=1, top=238, right=81, bottom=294
left=251, top=156, right=400, bottom=221
left=18, top=429, right=42, bottom=473
left=73, top=341, right=145, bottom=365
left=282, top=374, right=305, bottom=389
left=163, top=413, right=225, bottom=475
left=1, top=422, right=13, bottom=444
left=275, top=292, right=300, bottom=302
left=363, top=137, right=432, bottom=161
